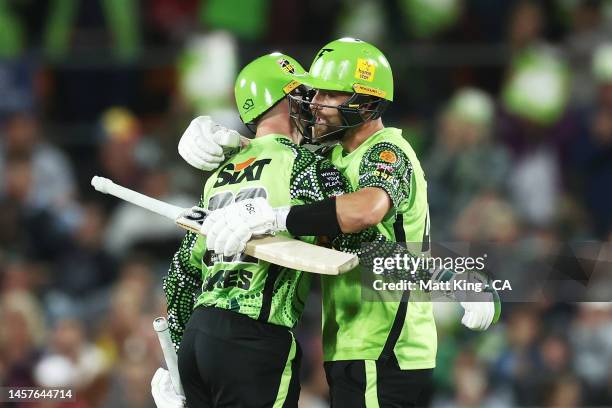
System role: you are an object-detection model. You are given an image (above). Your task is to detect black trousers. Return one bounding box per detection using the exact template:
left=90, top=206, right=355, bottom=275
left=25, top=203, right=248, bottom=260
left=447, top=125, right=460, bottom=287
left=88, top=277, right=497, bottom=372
left=178, top=307, right=301, bottom=408
left=324, top=356, right=433, bottom=408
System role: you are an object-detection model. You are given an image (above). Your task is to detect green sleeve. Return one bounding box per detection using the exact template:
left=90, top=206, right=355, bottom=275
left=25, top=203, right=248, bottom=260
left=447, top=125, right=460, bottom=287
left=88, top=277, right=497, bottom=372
left=162, top=195, right=206, bottom=350
left=358, top=142, right=412, bottom=207
left=281, top=139, right=430, bottom=283
left=283, top=139, right=350, bottom=203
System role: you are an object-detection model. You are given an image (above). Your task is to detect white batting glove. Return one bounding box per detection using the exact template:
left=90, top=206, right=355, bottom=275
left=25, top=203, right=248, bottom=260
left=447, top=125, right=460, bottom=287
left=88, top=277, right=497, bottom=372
left=432, top=269, right=501, bottom=331
left=460, top=301, right=496, bottom=331
left=200, top=198, right=289, bottom=257
left=151, top=368, right=185, bottom=408
left=178, top=116, right=241, bottom=171
left=458, top=271, right=501, bottom=331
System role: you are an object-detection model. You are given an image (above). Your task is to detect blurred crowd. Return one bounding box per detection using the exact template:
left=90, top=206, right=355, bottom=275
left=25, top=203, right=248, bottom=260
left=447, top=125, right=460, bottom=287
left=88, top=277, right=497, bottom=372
left=0, top=1, right=611, bottom=407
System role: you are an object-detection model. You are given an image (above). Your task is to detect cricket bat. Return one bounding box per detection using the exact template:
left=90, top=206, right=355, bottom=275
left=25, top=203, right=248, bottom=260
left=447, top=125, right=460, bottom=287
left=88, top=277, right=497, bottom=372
left=153, top=317, right=184, bottom=397
left=91, top=176, right=358, bottom=275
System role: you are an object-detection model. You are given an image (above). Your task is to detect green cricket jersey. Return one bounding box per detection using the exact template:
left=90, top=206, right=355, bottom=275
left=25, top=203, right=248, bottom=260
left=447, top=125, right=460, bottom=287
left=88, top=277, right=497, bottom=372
left=164, top=134, right=351, bottom=347
left=322, top=127, right=436, bottom=370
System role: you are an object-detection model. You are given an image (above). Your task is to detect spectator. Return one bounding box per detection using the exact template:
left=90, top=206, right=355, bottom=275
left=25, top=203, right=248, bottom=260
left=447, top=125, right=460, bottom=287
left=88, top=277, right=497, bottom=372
left=0, top=291, right=46, bottom=388
left=426, top=87, right=511, bottom=237
left=0, top=154, right=70, bottom=261
left=570, top=302, right=612, bottom=406
left=570, top=43, right=612, bottom=237
left=0, top=112, right=79, bottom=229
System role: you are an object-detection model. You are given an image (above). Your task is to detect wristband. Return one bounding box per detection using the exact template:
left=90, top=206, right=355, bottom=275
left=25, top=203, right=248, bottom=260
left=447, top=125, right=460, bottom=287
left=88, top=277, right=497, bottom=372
left=286, top=197, right=341, bottom=238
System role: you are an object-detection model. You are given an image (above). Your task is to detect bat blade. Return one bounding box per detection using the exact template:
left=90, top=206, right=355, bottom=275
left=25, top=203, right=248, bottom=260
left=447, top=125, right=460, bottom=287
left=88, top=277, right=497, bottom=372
left=174, top=208, right=358, bottom=275
left=245, top=236, right=359, bottom=275
left=92, top=176, right=358, bottom=275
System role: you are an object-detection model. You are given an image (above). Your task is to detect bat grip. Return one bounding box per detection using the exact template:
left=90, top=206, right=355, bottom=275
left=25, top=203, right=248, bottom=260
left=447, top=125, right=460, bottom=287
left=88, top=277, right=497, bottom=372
left=153, top=317, right=184, bottom=396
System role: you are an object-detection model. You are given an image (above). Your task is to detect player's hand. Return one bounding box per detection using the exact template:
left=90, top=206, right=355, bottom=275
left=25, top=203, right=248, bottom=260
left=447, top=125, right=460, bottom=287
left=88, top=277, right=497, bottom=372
left=178, top=116, right=241, bottom=171
left=457, top=271, right=501, bottom=331
left=200, top=198, right=288, bottom=256
left=460, top=300, right=497, bottom=331
left=432, top=269, right=501, bottom=331
left=151, top=367, right=185, bottom=408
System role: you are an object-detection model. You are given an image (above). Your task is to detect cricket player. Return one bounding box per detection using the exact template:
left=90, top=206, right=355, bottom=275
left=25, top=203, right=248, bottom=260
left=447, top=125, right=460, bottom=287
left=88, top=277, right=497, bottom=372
left=156, top=52, right=410, bottom=408
left=184, top=38, right=500, bottom=407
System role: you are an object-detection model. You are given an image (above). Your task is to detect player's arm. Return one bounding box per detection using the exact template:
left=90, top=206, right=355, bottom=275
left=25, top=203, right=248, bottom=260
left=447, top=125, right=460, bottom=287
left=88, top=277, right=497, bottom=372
left=335, top=187, right=391, bottom=233
left=200, top=145, right=423, bottom=279
left=336, top=142, right=411, bottom=232
left=163, top=194, right=206, bottom=349
left=284, top=142, right=410, bottom=236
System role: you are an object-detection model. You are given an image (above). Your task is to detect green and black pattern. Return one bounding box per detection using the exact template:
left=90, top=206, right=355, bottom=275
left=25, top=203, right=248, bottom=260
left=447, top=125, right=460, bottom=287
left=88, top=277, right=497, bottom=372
left=162, top=197, right=205, bottom=349
left=358, top=142, right=413, bottom=207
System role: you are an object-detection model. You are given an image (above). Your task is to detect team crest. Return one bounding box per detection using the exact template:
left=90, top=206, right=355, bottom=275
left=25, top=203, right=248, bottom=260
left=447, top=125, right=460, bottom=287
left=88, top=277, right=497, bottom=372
left=379, top=150, right=397, bottom=164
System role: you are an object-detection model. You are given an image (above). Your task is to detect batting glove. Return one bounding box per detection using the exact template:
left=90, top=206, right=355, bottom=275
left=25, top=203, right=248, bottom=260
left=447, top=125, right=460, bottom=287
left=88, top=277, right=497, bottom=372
left=200, top=198, right=289, bottom=257
left=151, top=368, right=185, bottom=408
left=178, top=116, right=241, bottom=171
left=432, top=269, right=501, bottom=331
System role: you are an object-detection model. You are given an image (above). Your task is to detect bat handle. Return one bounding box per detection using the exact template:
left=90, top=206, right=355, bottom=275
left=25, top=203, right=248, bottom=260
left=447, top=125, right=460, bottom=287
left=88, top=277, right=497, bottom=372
left=153, top=317, right=184, bottom=396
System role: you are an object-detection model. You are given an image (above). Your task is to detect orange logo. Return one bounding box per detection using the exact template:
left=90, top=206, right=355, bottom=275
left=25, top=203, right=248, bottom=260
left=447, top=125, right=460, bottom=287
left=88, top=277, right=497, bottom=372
left=379, top=150, right=397, bottom=163
left=234, top=157, right=256, bottom=172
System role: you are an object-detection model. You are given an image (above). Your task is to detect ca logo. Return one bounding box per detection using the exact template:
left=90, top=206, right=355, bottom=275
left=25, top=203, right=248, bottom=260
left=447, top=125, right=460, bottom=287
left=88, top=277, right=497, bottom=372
left=243, top=98, right=254, bottom=111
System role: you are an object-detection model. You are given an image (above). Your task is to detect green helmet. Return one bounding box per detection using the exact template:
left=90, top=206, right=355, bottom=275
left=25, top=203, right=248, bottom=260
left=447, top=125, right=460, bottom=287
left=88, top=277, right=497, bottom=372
left=297, top=37, right=394, bottom=101
left=446, top=88, right=494, bottom=127
left=234, top=53, right=307, bottom=125
left=288, top=38, right=393, bottom=141
left=502, top=50, right=570, bottom=126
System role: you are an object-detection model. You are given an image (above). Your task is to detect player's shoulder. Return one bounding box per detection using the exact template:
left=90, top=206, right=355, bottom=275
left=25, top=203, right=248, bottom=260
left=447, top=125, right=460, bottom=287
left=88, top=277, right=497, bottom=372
left=273, top=136, right=326, bottom=166
left=369, top=127, right=413, bottom=152
left=361, top=129, right=412, bottom=166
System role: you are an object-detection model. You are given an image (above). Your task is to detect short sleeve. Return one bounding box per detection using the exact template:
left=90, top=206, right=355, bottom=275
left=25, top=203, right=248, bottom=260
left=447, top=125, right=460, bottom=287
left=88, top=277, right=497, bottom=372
left=358, top=142, right=412, bottom=207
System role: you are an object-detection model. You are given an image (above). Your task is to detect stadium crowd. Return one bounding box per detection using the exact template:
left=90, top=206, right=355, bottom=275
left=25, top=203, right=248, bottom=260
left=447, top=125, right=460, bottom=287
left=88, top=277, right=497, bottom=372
left=0, top=1, right=611, bottom=407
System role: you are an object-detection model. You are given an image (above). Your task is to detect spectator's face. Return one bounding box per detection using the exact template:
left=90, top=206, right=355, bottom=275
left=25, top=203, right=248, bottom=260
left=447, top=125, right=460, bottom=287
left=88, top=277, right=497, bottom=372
left=75, top=204, right=105, bottom=248
left=540, top=336, right=569, bottom=371
left=141, top=171, right=169, bottom=199
left=3, top=310, right=30, bottom=347
left=99, top=137, right=139, bottom=183
left=508, top=309, right=540, bottom=348
left=509, top=1, right=543, bottom=47
left=5, top=114, right=39, bottom=155
left=52, top=320, right=84, bottom=360
left=440, top=114, right=487, bottom=151
left=4, top=159, right=33, bottom=203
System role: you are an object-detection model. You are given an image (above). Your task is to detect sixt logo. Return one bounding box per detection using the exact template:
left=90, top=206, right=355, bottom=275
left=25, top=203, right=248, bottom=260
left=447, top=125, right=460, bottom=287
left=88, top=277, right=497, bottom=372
left=243, top=98, right=254, bottom=111
left=213, top=157, right=272, bottom=187
left=277, top=58, right=295, bottom=74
